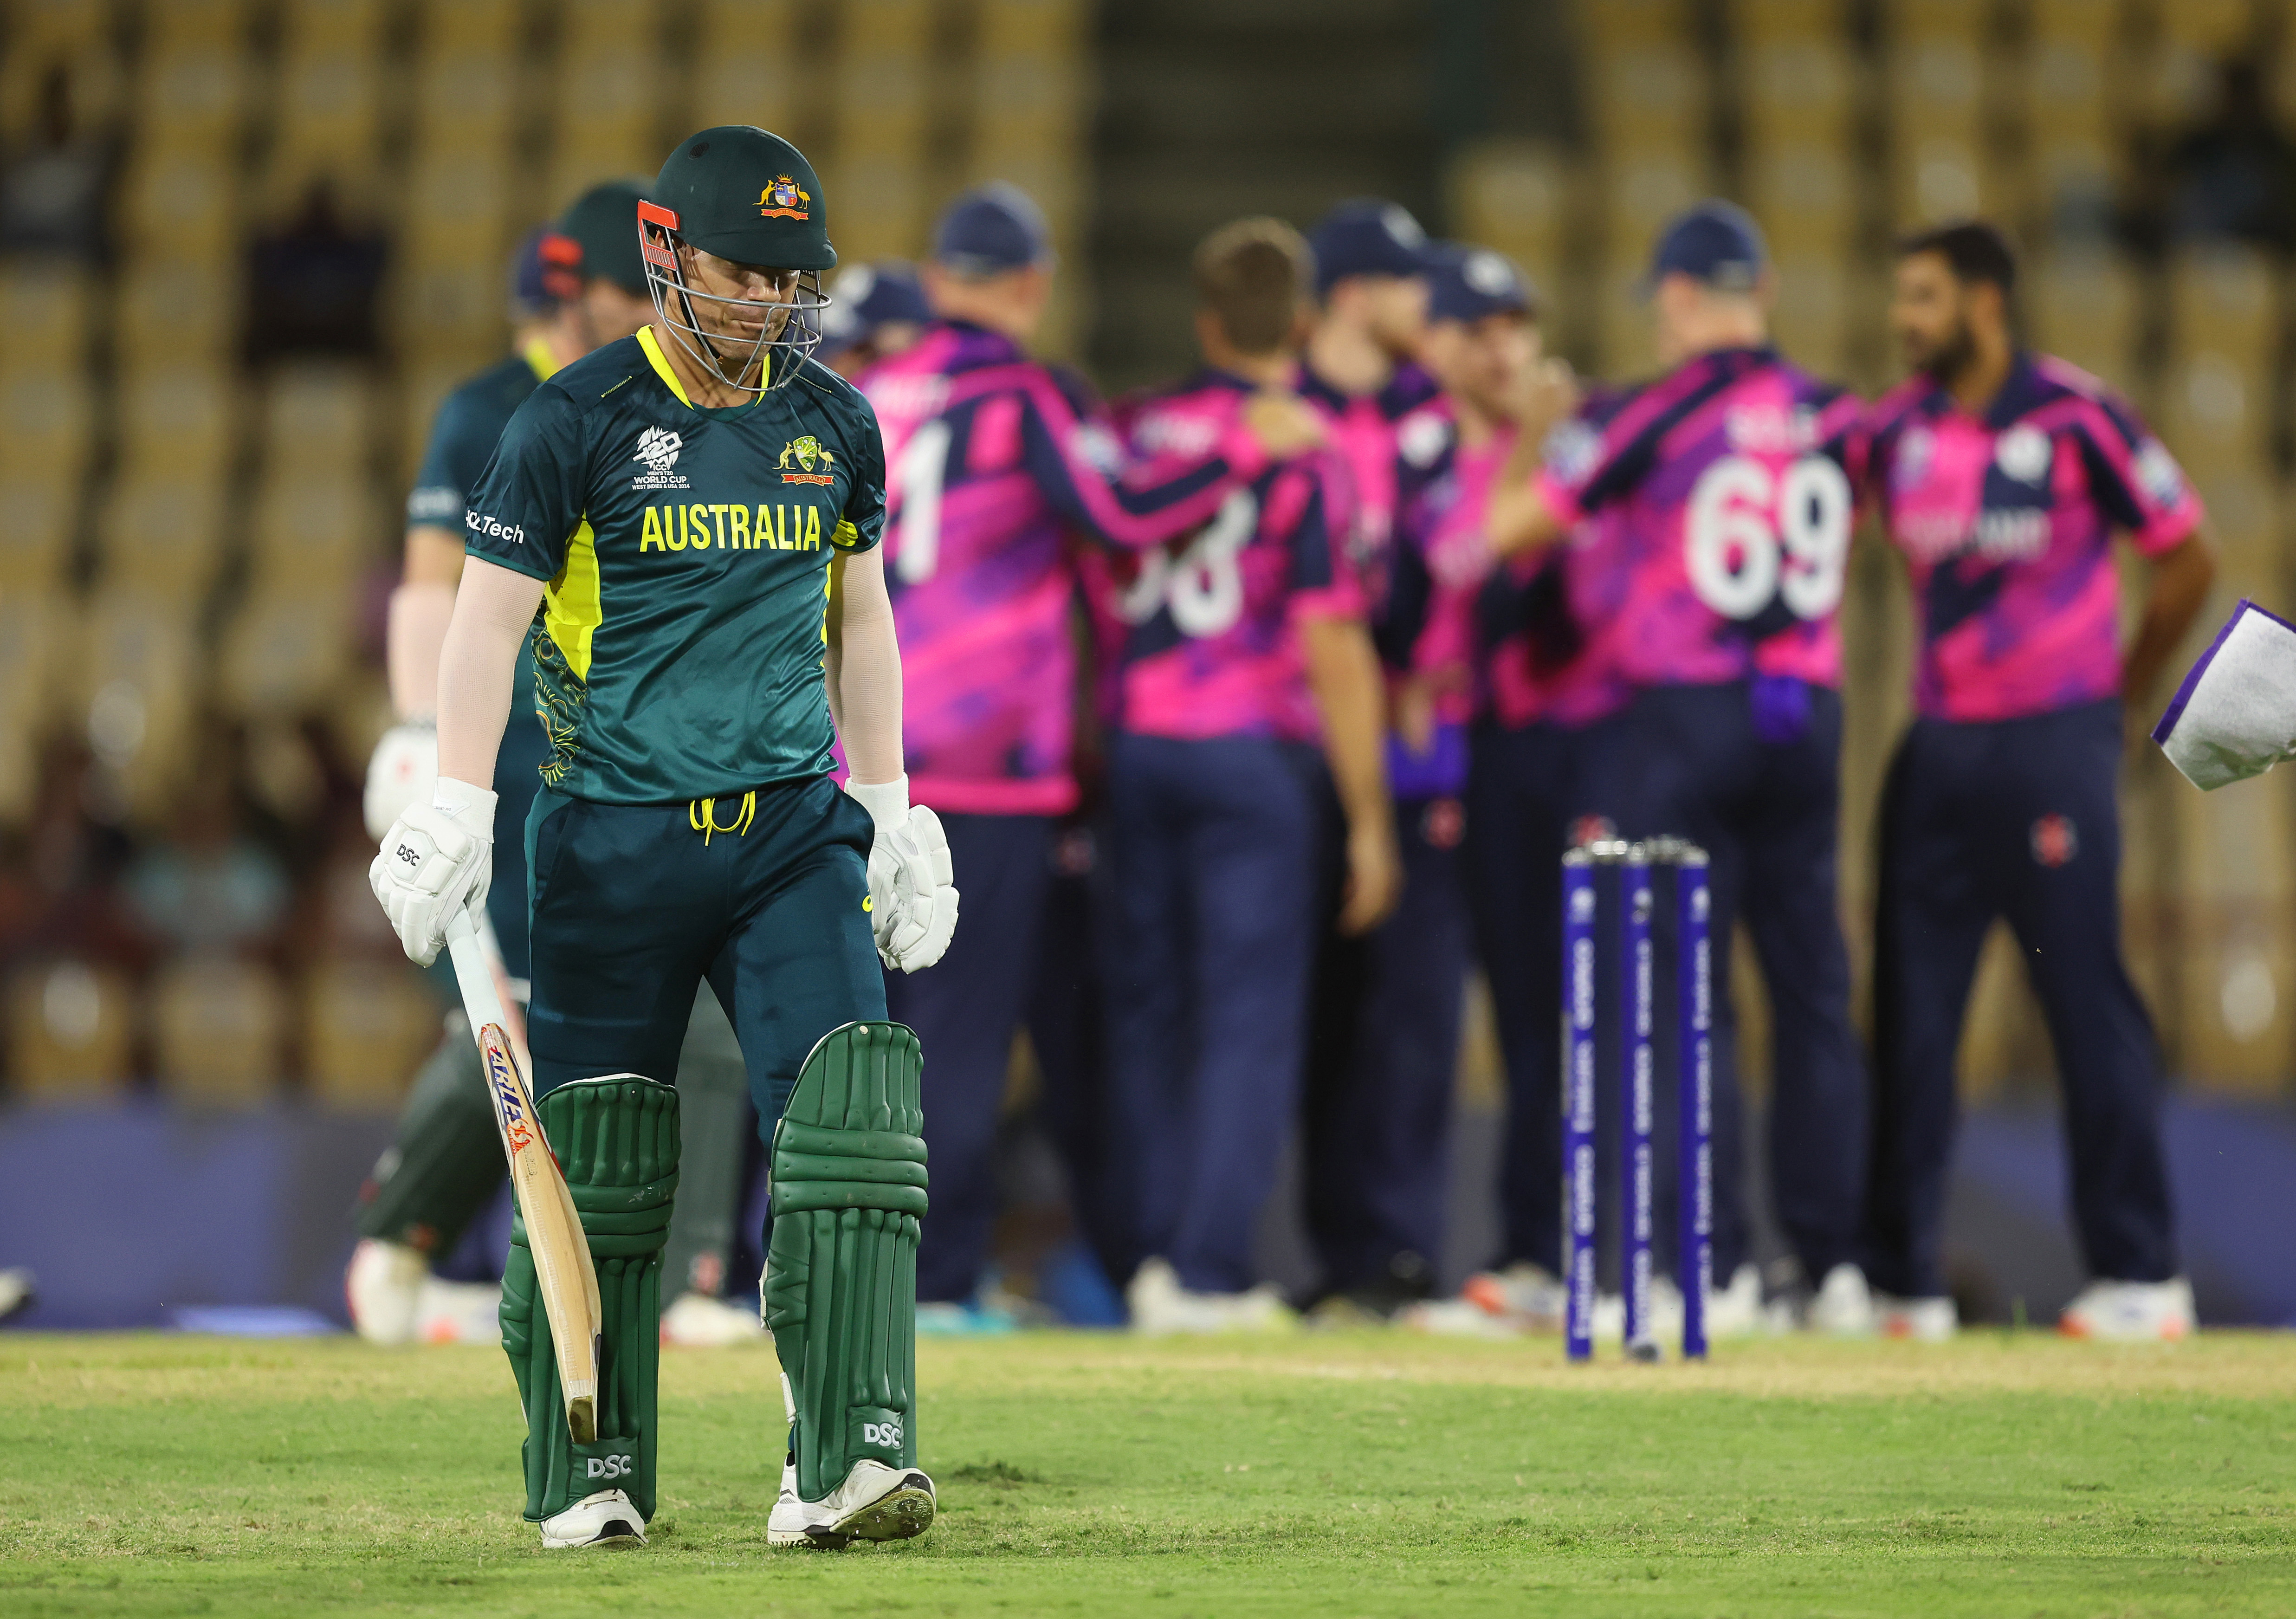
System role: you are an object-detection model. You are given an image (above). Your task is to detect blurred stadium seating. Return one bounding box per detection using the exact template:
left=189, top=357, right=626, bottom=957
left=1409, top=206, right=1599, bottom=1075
left=0, top=0, right=2291, bottom=1120
left=0, top=0, right=1090, bottom=1111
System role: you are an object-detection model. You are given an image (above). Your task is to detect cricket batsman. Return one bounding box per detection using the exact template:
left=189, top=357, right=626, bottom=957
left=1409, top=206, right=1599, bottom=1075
left=370, top=127, right=953, bottom=1550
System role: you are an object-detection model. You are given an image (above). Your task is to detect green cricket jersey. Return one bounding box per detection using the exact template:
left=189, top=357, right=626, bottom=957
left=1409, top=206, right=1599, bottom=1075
left=462, top=325, right=886, bottom=803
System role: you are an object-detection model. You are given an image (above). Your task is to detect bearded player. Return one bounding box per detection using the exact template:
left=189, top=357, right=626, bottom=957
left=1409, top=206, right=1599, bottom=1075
left=371, top=128, right=952, bottom=1550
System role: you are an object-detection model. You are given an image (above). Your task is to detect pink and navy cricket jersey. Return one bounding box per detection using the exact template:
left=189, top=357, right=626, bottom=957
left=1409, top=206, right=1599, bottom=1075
left=1298, top=359, right=1443, bottom=590
left=1385, top=415, right=1630, bottom=792
left=1107, top=371, right=1362, bottom=742
left=1535, top=346, right=1866, bottom=691
left=857, top=322, right=1269, bottom=813
left=1865, top=352, right=2205, bottom=722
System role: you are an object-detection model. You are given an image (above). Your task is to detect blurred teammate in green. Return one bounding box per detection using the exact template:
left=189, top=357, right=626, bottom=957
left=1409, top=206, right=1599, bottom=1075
left=348, top=181, right=763, bottom=1351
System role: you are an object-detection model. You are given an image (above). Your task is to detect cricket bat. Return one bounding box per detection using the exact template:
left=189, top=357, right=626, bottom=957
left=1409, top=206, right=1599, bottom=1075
left=445, top=908, right=603, bottom=1444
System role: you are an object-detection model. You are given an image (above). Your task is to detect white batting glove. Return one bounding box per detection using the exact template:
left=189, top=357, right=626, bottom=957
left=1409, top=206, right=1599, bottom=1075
left=363, top=719, right=439, bottom=841
left=846, top=775, right=959, bottom=972
left=369, top=776, right=497, bottom=968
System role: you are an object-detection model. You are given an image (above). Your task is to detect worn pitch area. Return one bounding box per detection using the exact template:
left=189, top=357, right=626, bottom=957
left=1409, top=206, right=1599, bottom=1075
left=6, top=1332, right=2293, bottom=1616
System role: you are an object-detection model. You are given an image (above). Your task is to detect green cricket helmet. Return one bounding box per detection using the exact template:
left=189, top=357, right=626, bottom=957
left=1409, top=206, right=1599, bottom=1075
left=639, top=127, right=837, bottom=393
left=550, top=179, right=651, bottom=298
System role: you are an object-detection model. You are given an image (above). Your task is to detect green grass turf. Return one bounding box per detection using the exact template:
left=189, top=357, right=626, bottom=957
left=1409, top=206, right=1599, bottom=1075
left=3, top=1331, right=2293, bottom=1617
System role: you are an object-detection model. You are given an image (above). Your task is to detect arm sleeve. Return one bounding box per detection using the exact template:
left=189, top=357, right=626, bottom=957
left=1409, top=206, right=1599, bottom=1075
left=406, top=383, right=491, bottom=524
left=1283, top=463, right=1364, bottom=623
left=2074, top=394, right=2206, bottom=557
left=834, top=390, right=888, bottom=553
left=460, top=386, right=589, bottom=581
left=1533, top=399, right=1644, bottom=527
left=1019, top=378, right=1268, bottom=549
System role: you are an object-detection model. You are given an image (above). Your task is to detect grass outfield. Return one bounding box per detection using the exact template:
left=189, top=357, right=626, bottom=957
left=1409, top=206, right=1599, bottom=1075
left=5, top=1332, right=2294, bottom=1617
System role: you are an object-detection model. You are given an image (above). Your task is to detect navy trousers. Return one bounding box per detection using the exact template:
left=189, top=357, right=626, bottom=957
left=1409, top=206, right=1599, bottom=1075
left=1462, top=720, right=1586, bottom=1276
left=1301, top=790, right=1471, bottom=1300
left=1102, top=732, right=1321, bottom=1293
left=1865, top=700, right=2177, bottom=1295
left=523, top=776, right=886, bottom=1123
left=884, top=812, right=1061, bottom=1305
left=1578, top=681, right=1867, bottom=1284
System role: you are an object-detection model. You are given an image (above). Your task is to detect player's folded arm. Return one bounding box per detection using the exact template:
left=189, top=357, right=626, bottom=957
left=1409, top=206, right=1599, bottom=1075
left=1018, top=379, right=1255, bottom=550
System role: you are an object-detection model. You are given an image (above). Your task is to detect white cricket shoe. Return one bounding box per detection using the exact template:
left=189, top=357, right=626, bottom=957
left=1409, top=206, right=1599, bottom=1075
left=1408, top=1263, right=1568, bottom=1338
left=661, top=1290, right=767, bottom=1347
left=1125, top=1258, right=1295, bottom=1336
left=1876, top=1291, right=1958, bottom=1342
left=1591, top=1275, right=1685, bottom=1352
left=2059, top=1276, right=2195, bottom=1341
left=1703, top=1263, right=1767, bottom=1339
left=344, top=1239, right=427, bottom=1345
left=415, top=1277, right=502, bottom=1344
left=0, top=1266, right=36, bottom=1324
left=539, top=1488, right=646, bottom=1549
left=1806, top=1264, right=1878, bottom=1337
left=768, top=1454, right=936, bottom=1548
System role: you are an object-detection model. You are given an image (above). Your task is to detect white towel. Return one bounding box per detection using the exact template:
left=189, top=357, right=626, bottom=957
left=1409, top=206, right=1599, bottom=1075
left=2153, top=599, right=2296, bottom=791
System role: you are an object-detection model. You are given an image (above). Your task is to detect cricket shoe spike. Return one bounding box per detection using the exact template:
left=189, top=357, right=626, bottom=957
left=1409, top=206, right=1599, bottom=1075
left=539, top=1488, right=647, bottom=1549
left=1876, top=1292, right=1959, bottom=1343
left=662, top=1290, right=768, bottom=1346
left=2058, top=1276, right=2195, bottom=1341
left=769, top=1453, right=937, bottom=1548
left=344, top=1239, right=427, bottom=1345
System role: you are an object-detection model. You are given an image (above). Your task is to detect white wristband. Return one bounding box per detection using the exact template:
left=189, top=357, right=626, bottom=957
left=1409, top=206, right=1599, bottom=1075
left=844, top=773, right=911, bottom=835
left=432, top=775, right=500, bottom=838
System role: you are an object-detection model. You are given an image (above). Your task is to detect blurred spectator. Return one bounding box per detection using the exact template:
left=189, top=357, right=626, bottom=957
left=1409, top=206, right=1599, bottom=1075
left=122, top=767, right=290, bottom=958
left=245, top=180, right=388, bottom=363
left=0, top=64, right=114, bottom=262
left=0, top=743, right=141, bottom=971
left=2131, top=60, right=2296, bottom=253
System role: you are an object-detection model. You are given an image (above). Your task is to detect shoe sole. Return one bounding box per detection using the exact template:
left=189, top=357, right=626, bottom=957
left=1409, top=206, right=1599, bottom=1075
left=768, top=1481, right=936, bottom=1549
left=540, top=1522, right=646, bottom=1550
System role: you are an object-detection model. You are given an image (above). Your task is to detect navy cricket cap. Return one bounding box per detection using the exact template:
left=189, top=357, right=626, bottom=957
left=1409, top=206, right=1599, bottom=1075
left=931, top=182, right=1054, bottom=277
left=554, top=179, right=650, bottom=296
left=818, top=259, right=932, bottom=357
left=1645, top=200, right=1768, bottom=293
left=1308, top=198, right=1429, bottom=296
left=1427, top=242, right=1536, bottom=324
left=509, top=226, right=555, bottom=318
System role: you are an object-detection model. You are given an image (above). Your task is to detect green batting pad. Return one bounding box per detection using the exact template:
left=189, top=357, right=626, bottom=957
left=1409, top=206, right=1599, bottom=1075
left=501, top=1074, right=678, bottom=1523
left=352, top=1017, right=504, bottom=1254
left=766, top=1022, right=927, bottom=1502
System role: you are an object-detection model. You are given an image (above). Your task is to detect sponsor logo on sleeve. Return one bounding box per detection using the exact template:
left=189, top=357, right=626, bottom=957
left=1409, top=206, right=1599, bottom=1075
left=2134, top=440, right=2186, bottom=509
left=1542, top=419, right=1600, bottom=484
left=632, top=426, right=690, bottom=490
left=409, top=486, right=461, bottom=524
left=466, top=510, right=527, bottom=545
left=777, top=435, right=837, bottom=485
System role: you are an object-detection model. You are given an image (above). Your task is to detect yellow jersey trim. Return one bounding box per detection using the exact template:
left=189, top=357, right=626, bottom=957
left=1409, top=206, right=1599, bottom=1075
left=543, top=518, right=602, bottom=680
left=636, top=326, right=693, bottom=409
left=522, top=336, right=563, bottom=383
